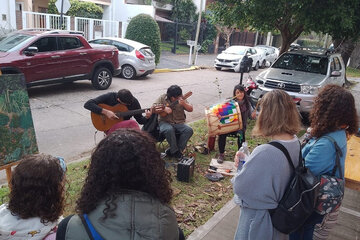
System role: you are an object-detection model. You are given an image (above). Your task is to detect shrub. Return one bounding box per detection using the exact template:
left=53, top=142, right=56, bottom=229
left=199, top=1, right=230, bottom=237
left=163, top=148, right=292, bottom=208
left=200, top=39, right=213, bottom=53
left=126, top=14, right=161, bottom=64
left=48, top=0, right=103, bottom=19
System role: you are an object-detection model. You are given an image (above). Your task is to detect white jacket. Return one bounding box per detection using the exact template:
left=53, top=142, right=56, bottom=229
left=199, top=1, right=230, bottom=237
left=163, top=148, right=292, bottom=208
left=0, top=204, right=59, bottom=240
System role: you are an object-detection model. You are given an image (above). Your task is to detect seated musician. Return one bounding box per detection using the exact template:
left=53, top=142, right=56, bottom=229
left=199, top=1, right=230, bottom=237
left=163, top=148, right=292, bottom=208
left=84, top=89, right=151, bottom=134
left=156, top=85, right=193, bottom=160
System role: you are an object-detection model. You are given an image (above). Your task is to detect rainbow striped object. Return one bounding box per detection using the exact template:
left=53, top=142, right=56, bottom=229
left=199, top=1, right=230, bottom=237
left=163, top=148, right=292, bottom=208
left=209, top=100, right=239, bottom=124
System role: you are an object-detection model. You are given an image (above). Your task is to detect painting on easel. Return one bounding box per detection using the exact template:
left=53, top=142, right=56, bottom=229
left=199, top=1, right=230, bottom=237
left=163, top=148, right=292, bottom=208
left=0, top=74, right=38, bottom=167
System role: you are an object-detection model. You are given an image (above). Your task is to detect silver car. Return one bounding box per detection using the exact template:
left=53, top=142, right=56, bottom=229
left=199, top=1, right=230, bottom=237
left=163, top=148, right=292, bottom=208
left=89, top=37, right=155, bottom=79
left=251, top=48, right=345, bottom=115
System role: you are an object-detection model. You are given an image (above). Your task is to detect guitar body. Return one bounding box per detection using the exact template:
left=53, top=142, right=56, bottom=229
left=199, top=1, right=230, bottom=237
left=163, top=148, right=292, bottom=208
left=91, top=104, right=128, bottom=131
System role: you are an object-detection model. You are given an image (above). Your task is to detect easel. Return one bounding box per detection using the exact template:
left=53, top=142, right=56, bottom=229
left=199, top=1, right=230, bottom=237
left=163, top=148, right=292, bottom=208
left=0, top=161, right=20, bottom=186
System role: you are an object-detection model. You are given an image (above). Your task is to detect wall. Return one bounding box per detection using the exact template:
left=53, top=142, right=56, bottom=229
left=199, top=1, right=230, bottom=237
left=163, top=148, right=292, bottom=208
left=33, top=0, right=49, bottom=12
left=0, top=0, right=16, bottom=31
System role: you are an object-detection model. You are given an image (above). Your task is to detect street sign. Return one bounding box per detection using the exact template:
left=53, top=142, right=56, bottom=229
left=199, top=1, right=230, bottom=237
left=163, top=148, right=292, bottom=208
left=55, top=0, right=71, bottom=14
left=187, top=40, right=196, bottom=46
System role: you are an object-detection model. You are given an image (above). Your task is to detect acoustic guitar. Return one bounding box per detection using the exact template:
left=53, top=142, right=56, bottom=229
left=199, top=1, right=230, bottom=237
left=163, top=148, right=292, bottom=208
left=159, top=91, right=193, bottom=117
left=91, top=104, right=164, bottom=131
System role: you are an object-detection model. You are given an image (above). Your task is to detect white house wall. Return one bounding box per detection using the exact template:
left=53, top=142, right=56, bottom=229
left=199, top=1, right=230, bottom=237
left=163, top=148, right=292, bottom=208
left=1, top=0, right=16, bottom=30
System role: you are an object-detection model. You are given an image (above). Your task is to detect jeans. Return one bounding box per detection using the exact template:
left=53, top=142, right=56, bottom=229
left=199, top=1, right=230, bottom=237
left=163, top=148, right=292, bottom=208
left=289, top=211, right=325, bottom=240
left=159, top=121, right=193, bottom=154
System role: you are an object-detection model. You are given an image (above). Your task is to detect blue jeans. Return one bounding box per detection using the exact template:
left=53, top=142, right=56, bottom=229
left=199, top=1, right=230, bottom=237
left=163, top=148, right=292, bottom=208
left=289, top=211, right=324, bottom=240
left=159, top=122, right=193, bottom=154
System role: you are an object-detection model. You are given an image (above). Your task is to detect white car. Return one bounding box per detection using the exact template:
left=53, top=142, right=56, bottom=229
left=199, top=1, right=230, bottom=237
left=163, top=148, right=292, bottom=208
left=255, top=45, right=279, bottom=66
left=214, top=45, right=262, bottom=72
left=89, top=37, right=155, bottom=79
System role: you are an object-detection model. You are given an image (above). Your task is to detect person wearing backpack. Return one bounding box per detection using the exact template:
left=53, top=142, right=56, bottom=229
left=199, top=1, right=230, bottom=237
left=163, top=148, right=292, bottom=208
left=290, top=85, right=358, bottom=240
left=232, top=89, right=302, bottom=239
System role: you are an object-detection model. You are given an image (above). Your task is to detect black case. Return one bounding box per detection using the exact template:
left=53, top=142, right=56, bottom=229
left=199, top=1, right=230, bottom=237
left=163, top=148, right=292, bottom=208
left=177, top=157, right=195, bottom=182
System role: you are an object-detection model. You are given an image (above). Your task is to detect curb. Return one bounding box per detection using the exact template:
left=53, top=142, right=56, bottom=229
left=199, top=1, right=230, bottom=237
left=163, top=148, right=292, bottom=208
left=154, top=66, right=201, bottom=73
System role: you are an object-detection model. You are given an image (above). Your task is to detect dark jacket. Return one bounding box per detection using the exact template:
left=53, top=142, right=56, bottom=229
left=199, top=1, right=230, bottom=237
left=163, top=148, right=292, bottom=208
left=84, top=92, right=148, bottom=125
left=57, top=191, right=179, bottom=240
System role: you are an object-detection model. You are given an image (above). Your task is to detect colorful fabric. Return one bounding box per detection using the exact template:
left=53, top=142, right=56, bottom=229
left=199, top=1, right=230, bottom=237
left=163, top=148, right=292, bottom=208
left=209, top=100, right=238, bottom=124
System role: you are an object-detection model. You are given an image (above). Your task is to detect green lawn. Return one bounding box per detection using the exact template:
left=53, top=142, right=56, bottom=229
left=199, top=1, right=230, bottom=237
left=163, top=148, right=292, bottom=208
left=161, top=42, right=190, bottom=54
left=0, top=118, right=306, bottom=237
left=346, top=67, right=360, bottom=78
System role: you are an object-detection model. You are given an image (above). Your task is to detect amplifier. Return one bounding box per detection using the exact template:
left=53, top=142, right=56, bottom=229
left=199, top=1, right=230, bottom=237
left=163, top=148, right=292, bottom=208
left=177, top=157, right=195, bottom=182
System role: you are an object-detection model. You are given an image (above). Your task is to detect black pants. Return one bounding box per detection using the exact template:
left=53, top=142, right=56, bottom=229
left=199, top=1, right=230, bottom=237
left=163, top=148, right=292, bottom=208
left=218, top=130, right=245, bottom=153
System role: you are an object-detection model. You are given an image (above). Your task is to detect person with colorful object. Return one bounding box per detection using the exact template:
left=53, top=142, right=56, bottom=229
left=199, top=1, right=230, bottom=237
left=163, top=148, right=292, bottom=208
left=0, top=154, right=67, bottom=240
left=217, top=84, right=256, bottom=163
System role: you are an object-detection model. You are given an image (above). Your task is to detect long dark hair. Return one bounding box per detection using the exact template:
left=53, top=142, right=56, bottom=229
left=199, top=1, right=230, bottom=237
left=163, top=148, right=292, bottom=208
left=233, top=84, right=250, bottom=110
left=76, top=129, right=173, bottom=219
left=8, top=154, right=66, bottom=223
left=310, top=84, right=358, bottom=138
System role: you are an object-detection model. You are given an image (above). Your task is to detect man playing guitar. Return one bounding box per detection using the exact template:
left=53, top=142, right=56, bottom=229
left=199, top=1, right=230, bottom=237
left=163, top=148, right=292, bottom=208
left=84, top=89, right=151, bottom=134
left=156, top=85, right=193, bottom=160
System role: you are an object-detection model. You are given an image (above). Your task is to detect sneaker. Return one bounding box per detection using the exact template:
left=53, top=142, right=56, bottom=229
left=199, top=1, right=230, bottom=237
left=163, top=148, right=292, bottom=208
left=217, top=153, right=225, bottom=164
left=165, top=148, right=173, bottom=157
left=160, top=152, right=167, bottom=159
left=173, top=151, right=184, bottom=161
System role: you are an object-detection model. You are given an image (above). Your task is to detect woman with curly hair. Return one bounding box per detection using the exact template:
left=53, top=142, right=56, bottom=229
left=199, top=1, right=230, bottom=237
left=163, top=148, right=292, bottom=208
left=57, top=128, right=181, bottom=240
left=0, top=154, right=66, bottom=240
left=290, top=85, right=358, bottom=240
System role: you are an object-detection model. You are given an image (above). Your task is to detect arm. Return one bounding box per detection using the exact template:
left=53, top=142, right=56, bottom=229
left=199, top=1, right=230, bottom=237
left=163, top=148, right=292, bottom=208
left=130, top=98, right=148, bottom=125
left=84, top=92, right=116, bottom=115
left=178, top=98, right=193, bottom=112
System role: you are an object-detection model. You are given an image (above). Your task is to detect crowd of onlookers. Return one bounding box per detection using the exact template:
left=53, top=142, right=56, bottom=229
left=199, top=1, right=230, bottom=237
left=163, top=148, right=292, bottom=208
left=0, top=84, right=358, bottom=240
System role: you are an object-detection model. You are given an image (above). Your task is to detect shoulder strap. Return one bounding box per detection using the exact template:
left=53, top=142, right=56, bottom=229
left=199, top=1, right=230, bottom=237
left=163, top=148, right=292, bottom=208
left=268, top=141, right=295, bottom=170
left=321, top=136, right=343, bottom=178
left=79, top=214, right=104, bottom=240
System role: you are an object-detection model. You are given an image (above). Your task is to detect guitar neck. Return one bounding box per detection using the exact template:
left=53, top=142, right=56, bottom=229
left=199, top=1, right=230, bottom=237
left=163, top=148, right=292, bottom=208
left=116, top=108, right=147, bottom=118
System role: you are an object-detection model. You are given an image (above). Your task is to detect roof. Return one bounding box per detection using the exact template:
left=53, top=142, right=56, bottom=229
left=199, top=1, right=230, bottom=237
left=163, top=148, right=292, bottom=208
left=155, top=15, right=174, bottom=23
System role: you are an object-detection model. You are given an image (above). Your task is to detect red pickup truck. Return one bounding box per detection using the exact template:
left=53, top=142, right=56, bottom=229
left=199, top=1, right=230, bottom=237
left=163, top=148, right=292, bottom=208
left=0, top=29, right=120, bottom=90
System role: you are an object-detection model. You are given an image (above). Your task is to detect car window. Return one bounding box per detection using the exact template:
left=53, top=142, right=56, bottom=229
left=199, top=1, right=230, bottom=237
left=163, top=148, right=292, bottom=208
left=334, top=57, right=341, bottom=70
left=251, top=48, right=257, bottom=54
left=224, top=47, right=246, bottom=55
left=272, top=53, right=328, bottom=75
left=0, top=33, right=33, bottom=52
left=113, top=41, right=131, bottom=52
left=139, top=47, right=154, bottom=57
left=59, top=37, right=83, bottom=50
left=30, top=37, right=58, bottom=52
left=90, top=39, right=112, bottom=45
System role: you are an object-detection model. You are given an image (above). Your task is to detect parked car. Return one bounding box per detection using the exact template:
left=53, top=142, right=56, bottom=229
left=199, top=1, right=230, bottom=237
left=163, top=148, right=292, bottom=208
left=89, top=37, right=155, bottom=79
left=255, top=45, right=279, bottom=66
left=214, top=45, right=262, bottom=72
left=250, top=48, right=345, bottom=117
left=0, top=29, right=120, bottom=90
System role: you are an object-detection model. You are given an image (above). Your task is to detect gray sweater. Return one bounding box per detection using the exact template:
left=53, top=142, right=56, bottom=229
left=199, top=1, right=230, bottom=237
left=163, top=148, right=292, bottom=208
left=232, top=138, right=300, bottom=240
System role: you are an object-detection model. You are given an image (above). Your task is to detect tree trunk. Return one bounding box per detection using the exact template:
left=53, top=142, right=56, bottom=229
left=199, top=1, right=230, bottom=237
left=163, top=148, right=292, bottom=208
left=349, top=42, right=360, bottom=69
left=214, top=32, right=220, bottom=54
left=279, top=25, right=304, bottom=54
left=334, top=38, right=356, bottom=85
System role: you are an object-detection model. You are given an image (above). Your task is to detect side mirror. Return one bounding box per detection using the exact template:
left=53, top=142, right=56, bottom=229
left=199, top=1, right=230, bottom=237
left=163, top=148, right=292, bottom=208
left=265, top=61, right=271, bottom=67
left=24, top=46, right=38, bottom=56
left=330, top=71, right=341, bottom=77
left=246, top=52, right=251, bottom=56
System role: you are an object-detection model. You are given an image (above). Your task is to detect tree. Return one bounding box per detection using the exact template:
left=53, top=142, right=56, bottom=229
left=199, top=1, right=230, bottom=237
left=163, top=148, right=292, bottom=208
left=125, top=14, right=161, bottom=64
left=171, top=0, right=197, bottom=23
left=48, top=0, right=103, bottom=19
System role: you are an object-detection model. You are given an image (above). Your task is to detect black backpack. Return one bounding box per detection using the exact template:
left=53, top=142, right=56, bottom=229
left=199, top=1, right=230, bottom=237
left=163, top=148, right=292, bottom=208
left=142, top=114, right=161, bottom=141
left=268, top=142, right=320, bottom=234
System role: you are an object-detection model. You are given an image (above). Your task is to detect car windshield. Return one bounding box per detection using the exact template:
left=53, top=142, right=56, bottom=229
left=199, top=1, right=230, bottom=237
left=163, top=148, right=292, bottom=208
left=272, top=53, right=328, bottom=75
left=223, top=47, right=246, bottom=55
left=0, top=33, right=34, bottom=52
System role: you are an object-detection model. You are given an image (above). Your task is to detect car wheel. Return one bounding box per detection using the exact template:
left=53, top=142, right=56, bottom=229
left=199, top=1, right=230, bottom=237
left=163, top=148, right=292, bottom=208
left=253, top=61, right=259, bottom=71
left=261, top=60, right=266, bottom=68
left=121, top=65, right=136, bottom=79
left=215, top=67, right=222, bottom=71
left=92, top=67, right=112, bottom=90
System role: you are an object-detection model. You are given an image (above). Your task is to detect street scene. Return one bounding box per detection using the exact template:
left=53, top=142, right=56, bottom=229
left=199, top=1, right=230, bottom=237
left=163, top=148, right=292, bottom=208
left=1, top=0, right=360, bottom=239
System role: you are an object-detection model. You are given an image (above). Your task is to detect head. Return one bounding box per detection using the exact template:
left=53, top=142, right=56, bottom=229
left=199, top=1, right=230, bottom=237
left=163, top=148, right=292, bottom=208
left=310, top=85, right=358, bottom=138
left=166, top=85, right=182, bottom=101
left=8, top=154, right=66, bottom=223
left=233, top=84, right=249, bottom=104
left=117, top=89, right=134, bottom=105
left=252, top=89, right=301, bottom=137
left=76, top=129, right=172, bottom=219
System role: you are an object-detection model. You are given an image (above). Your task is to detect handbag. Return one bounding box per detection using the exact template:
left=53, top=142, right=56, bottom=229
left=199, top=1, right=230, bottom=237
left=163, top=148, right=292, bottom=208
left=314, top=136, right=344, bottom=215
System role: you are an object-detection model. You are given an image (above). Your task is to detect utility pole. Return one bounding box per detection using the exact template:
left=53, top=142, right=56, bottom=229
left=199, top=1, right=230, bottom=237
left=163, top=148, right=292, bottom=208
left=59, top=0, right=64, bottom=29
left=192, top=0, right=203, bottom=65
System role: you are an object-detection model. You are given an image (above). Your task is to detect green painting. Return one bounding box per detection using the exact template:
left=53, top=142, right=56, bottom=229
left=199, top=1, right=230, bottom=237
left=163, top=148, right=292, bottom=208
left=0, top=74, right=38, bottom=166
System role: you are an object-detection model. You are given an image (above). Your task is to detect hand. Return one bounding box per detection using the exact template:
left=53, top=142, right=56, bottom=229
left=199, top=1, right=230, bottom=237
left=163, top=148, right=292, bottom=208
left=178, top=97, right=185, bottom=106
left=164, top=107, right=172, bottom=114
left=104, top=109, right=118, bottom=120
left=251, top=110, right=257, bottom=119
left=145, top=109, right=152, bottom=119
left=234, top=151, right=245, bottom=168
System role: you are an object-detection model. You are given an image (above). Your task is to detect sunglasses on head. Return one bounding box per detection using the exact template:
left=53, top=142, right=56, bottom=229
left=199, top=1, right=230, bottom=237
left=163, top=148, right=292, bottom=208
left=56, top=156, right=67, bottom=173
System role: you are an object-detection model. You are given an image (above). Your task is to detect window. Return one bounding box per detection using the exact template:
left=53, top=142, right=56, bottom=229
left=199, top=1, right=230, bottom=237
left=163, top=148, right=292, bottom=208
left=113, top=41, right=131, bottom=52
left=90, top=39, right=112, bottom=45
left=30, top=37, right=57, bottom=52
left=59, top=37, right=83, bottom=50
